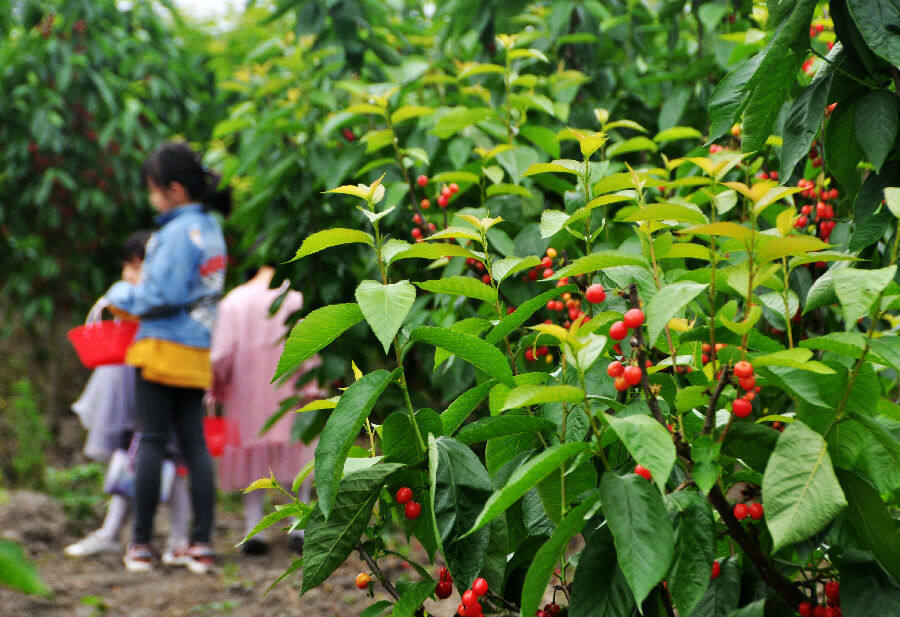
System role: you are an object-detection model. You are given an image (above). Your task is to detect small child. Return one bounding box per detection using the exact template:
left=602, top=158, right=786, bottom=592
left=65, top=231, right=191, bottom=561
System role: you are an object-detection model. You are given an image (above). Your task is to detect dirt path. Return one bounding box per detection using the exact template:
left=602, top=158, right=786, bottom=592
left=1, top=491, right=453, bottom=617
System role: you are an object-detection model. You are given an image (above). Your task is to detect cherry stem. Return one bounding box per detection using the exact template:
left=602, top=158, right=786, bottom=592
left=658, top=582, right=677, bottom=617
left=627, top=283, right=666, bottom=429
left=356, top=542, right=401, bottom=602
left=702, top=368, right=731, bottom=436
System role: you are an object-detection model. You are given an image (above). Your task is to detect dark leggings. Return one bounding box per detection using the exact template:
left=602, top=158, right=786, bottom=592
left=133, top=375, right=214, bottom=545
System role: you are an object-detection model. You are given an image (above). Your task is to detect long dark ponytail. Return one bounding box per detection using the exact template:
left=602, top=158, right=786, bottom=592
left=142, top=141, right=232, bottom=216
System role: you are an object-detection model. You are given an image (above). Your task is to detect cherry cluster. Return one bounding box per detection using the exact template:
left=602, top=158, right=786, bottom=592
left=731, top=360, right=758, bottom=418
left=395, top=486, right=421, bottom=520
left=536, top=602, right=563, bottom=617
left=457, top=577, right=488, bottom=617
left=733, top=501, right=764, bottom=521
left=410, top=175, right=458, bottom=242
left=795, top=177, right=838, bottom=242
left=798, top=581, right=841, bottom=617
left=436, top=566, right=453, bottom=599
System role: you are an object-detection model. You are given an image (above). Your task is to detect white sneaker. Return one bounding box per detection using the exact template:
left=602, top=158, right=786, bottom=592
left=161, top=542, right=190, bottom=567
left=123, top=544, right=154, bottom=572
left=64, top=531, right=121, bottom=557
left=161, top=543, right=213, bottom=574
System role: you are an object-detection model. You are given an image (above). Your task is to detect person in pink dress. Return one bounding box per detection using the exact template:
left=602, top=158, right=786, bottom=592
left=209, top=264, right=323, bottom=555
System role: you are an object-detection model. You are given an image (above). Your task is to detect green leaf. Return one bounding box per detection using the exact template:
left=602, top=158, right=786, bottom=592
left=837, top=469, right=900, bottom=584
left=434, top=318, right=492, bottom=370
left=520, top=492, right=603, bottom=617
left=431, top=171, right=481, bottom=185
left=361, top=601, right=393, bottom=617
left=289, top=228, right=374, bottom=262
left=429, top=436, right=493, bottom=586
left=390, top=105, right=434, bottom=125
left=824, top=100, right=863, bottom=195
left=414, top=276, right=497, bottom=303
left=274, top=304, right=364, bottom=382
left=682, top=222, right=753, bottom=242
left=522, top=161, right=582, bottom=177
left=302, top=463, right=403, bottom=594
left=486, top=285, right=577, bottom=345
left=569, top=526, right=635, bottom=617
left=605, top=414, right=676, bottom=492
left=537, top=454, right=598, bottom=524
left=548, top=251, right=650, bottom=280
left=619, top=202, right=708, bottom=225
left=391, top=580, right=438, bottom=617
left=540, top=210, right=571, bottom=238
left=654, top=126, right=703, bottom=143
left=854, top=90, right=899, bottom=173
left=502, top=384, right=586, bottom=411
left=850, top=413, right=900, bottom=473
left=688, top=556, right=741, bottom=617
left=607, top=136, right=658, bottom=158
left=708, top=56, right=761, bottom=141
left=599, top=472, right=675, bottom=607
left=383, top=409, right=443, bottom=465
left=456, top=415, right=556, bottom=445
left=409, top=327, right=515, bottom=387
left=388, top=242, right=477, bottom=263
left=468, top=442, right=591, bottom=535
left=0, top=540, right=50, bottom=597
left=314, top=370, right=396, bottom=517
left=430, top=106, right=496, bottom=139
left=833, top=266, right=897, bottom=324
left=755, top=235, right=830, bottom=264
left=762, top=421, right=848, bottom=553
left=492, top=255, right=541, bottom=283
left=645, top=281, right=708, bottom=345
left=355, top=280, right=416, bottom=354
left=847, top=0, right=900, bottom=65
left=486, top=183, right=532, bottom=198
left=441, top=380, right=495, bottom=435
left=751, top=348, right=835, bottom=374
left=666, top=492, right=717, bottom=617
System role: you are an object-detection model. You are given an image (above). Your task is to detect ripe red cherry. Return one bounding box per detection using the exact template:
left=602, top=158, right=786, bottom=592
left=417, top=174, right=428, bottom=187
left=436, top=580, right=452, bottom=599
left=543, top=268, right=555, bottom=279
left=614, top=376, right=629, bottom=392
left=545, top=604, right=562, bottom=617
left=356, top=572, right=371, bottom=589
left=449, top=183, right=459, bottom=195
left=413, top=214, right=423, bottom=225
left=438, top=194, right=449, bottom=208
left=396, top=487, right=413, bottom=504
left=623, top=308, right=645, bottom=329
left=798, top=602, right=813, bottom=617
left=585, top=284, right=606, bottom=304
left=710, top=560, right=720, bottom=579
left=733, top=360, right=754, bottom=378
left=732, top=398, right=753, bottom=418
left=411, top=228, right=423, bottom=239
left=404, top=501, right=422, bottom=519
left=609, top=321, right=628, bottom=341
left=813, top=606, right=827, bottom=617
left=607, top=361, right=625, bottom=377
left=568, top=307, right=581, bottom=321
left=825, top=581, right=839, bottom=600
left=749, top=502, right=764, bottom=520
left=634, top=464, right=652, bottom=481
left=525, top=349, right=535, bottom=361
left=733, top=503, right=749, bottom=520
left=458, top=603, right=468, bottom=617
left=541, top=256, right=553, bottom=268
left=535, top=612, right=549, bottom=617
left=439, top=566, right=453, bottom=583
left=421, top=198, right=431, bottom=209
left=624, top=365, right=642, bottom=386
left=482, top=274, right=492, bottom=285
left=739, top=375, right=756, bottom=390
left=462, top=590, right=478, bottom=608
left=472, top=577, right=488, bottom=596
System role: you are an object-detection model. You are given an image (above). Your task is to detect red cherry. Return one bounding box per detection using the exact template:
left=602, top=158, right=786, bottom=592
left=404, top=501, right=422, bottom=519
left=413, top=214, right=423, bottom=225
left=634, top=464, right=652, bottom=481
left=507, top=306, right=516, bottom=315
left=798, top=602, right=813, bottom=617
left=428, top=223, right=437, bottom=232
left=743, top=391, right=756, bottom=401
left=472, top=577, right=488, bottom=596
left=458, top=603, right=468, bottom=617
left=702, top=354, right=710, bottom=364
left=710, top=560, right=720, bottom=579
left=417, top=174, right=428, bottom=187
left=525, top=349, right=535, bottom=361
left=624, top=365, right=642, bottom=386
left=739, top=375, right=756, bottom=390
left=814, top=606, right=827, bottom=617
left=801, top=205, right=812, bottom=215
left=436, top=580, right=452, bottom=599
left=825, top=581, right=839, bottom=600
left=614, top=376, right=629, bottom=392
left=543, top=268, right=555, bottom=279
left=607, top=361, right=625, bottom=377
left=482, top=274, right=492, bottom=285
left=411, top=228, right=423, bottom=239
left=732, top=398, right=753, bottom=418
left=356, top=572, right=371, bottom=589
left=609, top=321, right=628, bottom=341
left=462, top=590, right=478, bottom=608
left=537, top=346, right=549, bottom=357
left=438, top=194, right=449, bottom=208
left=536, top=612, right=549, bottom=617
left=546, top=604, right=562, bottom=617
left=449, top=183, right=459, bottom=195
left=769, top=171, right=778, bottom=180
left=396, top=487, right=413, bottom=504
left=733, top=360, right=754, bottom=378
left=585, top=284, right=606, bottom=304
left=541, top=256, right=553, bottom=268
left=421, top=198, right=431, bottom=209
left=623, top=308, right=644, bottom=329
left=733, top=503, right=749, bottom=520
left=527, top=269, right=539, bottom=281
left=796, top=215, right=809, bottom=228
left=749, top=502, right=764, bottom=520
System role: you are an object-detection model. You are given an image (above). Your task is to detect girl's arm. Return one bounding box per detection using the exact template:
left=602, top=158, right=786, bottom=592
left=105, top=227, right=198, bottom=317
left=209, top=298, right=235, bottom=401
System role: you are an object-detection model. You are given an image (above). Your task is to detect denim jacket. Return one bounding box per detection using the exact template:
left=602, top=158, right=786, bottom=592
left=106, top=204, right=226, bottom=349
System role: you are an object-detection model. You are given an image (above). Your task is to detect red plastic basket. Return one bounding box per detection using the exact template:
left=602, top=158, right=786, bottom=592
left=203, top=416, right=238, bottom=458
left=66, top=320, right=139, bottom=369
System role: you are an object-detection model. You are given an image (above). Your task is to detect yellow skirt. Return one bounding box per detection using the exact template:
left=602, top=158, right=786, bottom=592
left=125, top=338, right=211, bottom=390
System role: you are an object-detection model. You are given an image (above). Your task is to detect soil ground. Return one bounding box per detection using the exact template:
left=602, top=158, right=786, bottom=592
left=0, top=490, right=452, bottom=617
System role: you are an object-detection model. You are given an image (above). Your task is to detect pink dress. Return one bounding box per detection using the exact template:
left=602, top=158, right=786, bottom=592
left=210, top=277, right=323, bottom=491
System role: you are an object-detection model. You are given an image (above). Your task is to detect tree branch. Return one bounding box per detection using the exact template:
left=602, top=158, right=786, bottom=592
left=356, top=542, right=400, bottom=601
left=627, top=283, right=666, bottom=428
left=702, top=367, right=731, bottom=435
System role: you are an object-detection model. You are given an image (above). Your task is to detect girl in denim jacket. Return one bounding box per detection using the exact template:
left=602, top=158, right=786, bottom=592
left=106, top=141, right=229, bottom=573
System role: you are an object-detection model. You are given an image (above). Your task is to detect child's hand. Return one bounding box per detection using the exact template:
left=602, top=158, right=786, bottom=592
left=122, top=261, right=141, bottom=285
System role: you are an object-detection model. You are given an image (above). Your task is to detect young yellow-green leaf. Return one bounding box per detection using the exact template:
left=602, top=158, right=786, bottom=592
left=529, top=323, right=574, bottom=344
left=355, top=280, right=417, bottom=353
left=520, top=492, right=603, bottom=617
left=425, top=226, right=483, bottom=242
left=294, top=397, right=340, bottom=414
left=681, top=222, right=754, bottom=242
left=409, top=327, right=515, bottom=387
left=390, top=105, right=434, bottom=125
left=663, top=243, right=712, bottom=260
left=754, top=185, right=804, bottom=213
left=776, top=207, right=796, bottom=237
left=273, top=304, right=365, bottom=381
left=645, top=281, right=708, bottom=344
left=431, top=171, right=481, bottom=185
left=486, top=183, right=533, bottom=198
left=606, top=136, right=658, bottom=158
left=0, top=540, right=51, bottom=597
left=604, top=414, right=676, bottom=492
left=492, top=255, right=541, bottom=283
left=243, top=477, right=276, bottom=493
left=345, top=103, right=387, bottom=116
left=599, top=472, right=675, bottom=607
left=653, top=126, right=703, bottom=143
left=884, top=187, right=900, bottom=219
left=414, top=276, right=497, bottom=303
left=548, top=251, right=650, bottom=280
left=457, top=62, right=506, bottom=78
left=501, top=384, right=586, bottom=411
left=751, top=348, right=835, bottom=374
left=762, top=421, right=848, bottom=553
left=755, top=234, right=830, bottom=263
left=467, top=442, right=592, bottom=535
left=388, top=242, right=478, bottom=264
left=323, top=185, right=371, bottom=201
left=618, top=202, right=708, bottom=225
left=523, top=159, right=583, bottom=177
left=289, top=229, right=374, bottom=262
left=507, top=47, right=550, bottom=62
left=603, top=119, right=647, bottom=132
left=314, top=370, right=397, bottom=518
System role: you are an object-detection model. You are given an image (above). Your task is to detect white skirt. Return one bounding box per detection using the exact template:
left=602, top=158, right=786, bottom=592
left=71, top=365, right=136, bottom=461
